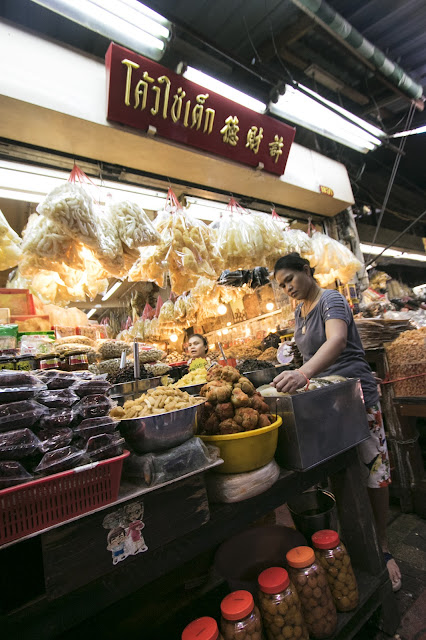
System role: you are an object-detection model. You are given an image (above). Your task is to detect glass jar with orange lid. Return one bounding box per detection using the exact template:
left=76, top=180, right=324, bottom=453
left=182, top=616, right=224, bottom=640
left=258, top=566, right=308, bottom=640
left=220, top=590, right=263, bottom=640
left=286, top=546, right=337, bottom=639
left=312, top=530, right=359, bottom=612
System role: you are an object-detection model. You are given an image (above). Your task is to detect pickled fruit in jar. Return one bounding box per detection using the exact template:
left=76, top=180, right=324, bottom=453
left=258, top=566, right=309, bottom=640
left=312, top=529, right=359, bottom=612
left=220, top=590, right=263, bottom=640
left=286, top=546, right=337, bottom=639
left=182, top=616, right=224, bottom=640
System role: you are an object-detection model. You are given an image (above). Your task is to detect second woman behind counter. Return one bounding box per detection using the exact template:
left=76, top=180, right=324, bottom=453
left=187, top=333, right=211, bottom=365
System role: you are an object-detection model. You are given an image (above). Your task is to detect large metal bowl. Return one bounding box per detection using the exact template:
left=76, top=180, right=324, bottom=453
left=243, top=365, right=290, bottom=389
left=109, top=376, right=165, bottom=406
left=117, top=399, right=206, bottom=454
left=176, top=382, right=205, bottom=396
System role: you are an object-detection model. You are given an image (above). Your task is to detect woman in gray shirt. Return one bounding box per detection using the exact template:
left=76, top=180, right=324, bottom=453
left=273, top=253, right=401, bottom=592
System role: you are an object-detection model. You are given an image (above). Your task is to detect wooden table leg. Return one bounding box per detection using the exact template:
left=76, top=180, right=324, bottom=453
left=329, top=448, right=383, bottom=575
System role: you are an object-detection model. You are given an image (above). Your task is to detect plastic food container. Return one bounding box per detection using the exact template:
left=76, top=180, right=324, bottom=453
left=198, top=416, right=282, bottom=474
left=286, top=546, right=337, bottom=639
left=0, top=356, right=15, bottom=370
left=39, top=357, right=61, bottom=370
left=258, top=566, right=309, bottom=639
left=220, top=590, right=263, bottom=640
left=14, top=355, right=36, bottom=371
left=312, top=530, right=359, bottom=612
left=182, top=617, right=223, bottom=640
left=68, top=353, right=89, bottom=371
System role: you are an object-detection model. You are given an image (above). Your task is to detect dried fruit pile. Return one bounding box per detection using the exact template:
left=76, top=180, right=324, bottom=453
left=199, top=365, right=274, bottom=435
left=385, top=327, right=426, bottom=397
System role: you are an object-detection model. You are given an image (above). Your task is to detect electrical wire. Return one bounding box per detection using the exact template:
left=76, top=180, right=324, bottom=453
left=371, top=102, right=416, bottom=245
left=365, top=206, right=426, bottom=266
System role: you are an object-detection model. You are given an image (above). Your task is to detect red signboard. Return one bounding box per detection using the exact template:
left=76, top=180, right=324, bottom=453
left=105, top=43, right=295, bottom=176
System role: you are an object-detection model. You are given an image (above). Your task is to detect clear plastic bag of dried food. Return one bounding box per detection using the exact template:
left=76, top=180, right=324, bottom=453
left=21, top=213, right=86, bottom=272
left=128, top=243, right=168, bottom=287
left=123, top=437, right=217, bottom=486
left=36, top=388, right=80, bottom=409
left=109, top=200, right=160, bottom=253
left=310, top=231, right=362, bottom=286
left=35, top=426, right=74, bottom=453
left=0, top=400, right=48, bottom=432
left=96, top=340, right=132, bottom=361
left=214, top=198, right=265, bottom=271
left=86, top=433, right=124, bottom=461
left=206, top=459, right=280, bottom=503
left=0, top=429, right=41, bottom=461
left=34, top=446, right=90, bottom=475
left=249, top=211, right=288, bottom=269
left=73, top=416, right=117, bottom=440
left=0, top=460, right=33, bottom=489
left=282, top=229, right=314, bottom=262
left=0, top=208, right=22, bottom=271
left=158, top=300, right=175, bottom=325
left=74, top=394, right=112, bottom=419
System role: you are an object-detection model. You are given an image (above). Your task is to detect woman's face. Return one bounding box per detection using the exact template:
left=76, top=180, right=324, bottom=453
left=275, top=267, right=313, bottom=301
left=188, top=336, right=207, bottom=358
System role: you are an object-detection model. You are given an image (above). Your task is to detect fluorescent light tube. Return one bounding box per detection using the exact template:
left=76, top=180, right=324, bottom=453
left=30, top=0, right=171, bottom=60
left=270, top=85, right=383, bottom=153
left=102, top=281, right=123, bottom=301
left=86, top=308, right=97, bottom=319
left=183, top=66, right=267, bottom=114
left=360, top=243, right=426, bottom=261
left=391, top=125, right=426, bottom=139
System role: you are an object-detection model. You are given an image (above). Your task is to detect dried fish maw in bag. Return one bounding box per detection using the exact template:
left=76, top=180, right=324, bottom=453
left=110, top=200, right=160, bottom=251
left=282, top=229, right=314, bottom=262
left=310, top=231, right=362, bottom=286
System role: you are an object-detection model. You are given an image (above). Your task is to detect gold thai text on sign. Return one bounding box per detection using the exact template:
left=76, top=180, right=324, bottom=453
left=106, top=44, right=296, bottom=176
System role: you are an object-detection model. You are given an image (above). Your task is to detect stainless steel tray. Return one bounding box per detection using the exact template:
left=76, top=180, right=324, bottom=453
left=263, top=379, right=370, bottom=471
left=177, top=382, right=205, bottom=396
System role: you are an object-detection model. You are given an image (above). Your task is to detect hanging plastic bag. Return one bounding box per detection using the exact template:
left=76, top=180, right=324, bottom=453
left=37, top=164, right=124, bottom=277
left=109, top=200, right=160, bottom=255
left=214, top=198, right=264, bottom=271
left=310, top=231, right=363, bottom=286
left=0, top=209, right=22, bottom=271
left=282, top=228, right=314, bottom=262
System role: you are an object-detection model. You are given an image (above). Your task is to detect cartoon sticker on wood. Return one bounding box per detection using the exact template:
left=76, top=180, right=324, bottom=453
left=103, top=500, right=148, bottom=564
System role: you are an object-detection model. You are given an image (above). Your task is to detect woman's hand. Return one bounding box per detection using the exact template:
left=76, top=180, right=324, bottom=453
left=272, top=369, right=307, bottom=393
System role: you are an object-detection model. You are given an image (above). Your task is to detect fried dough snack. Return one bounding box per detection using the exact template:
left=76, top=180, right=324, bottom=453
left=110, top=386, right=201, bottom=419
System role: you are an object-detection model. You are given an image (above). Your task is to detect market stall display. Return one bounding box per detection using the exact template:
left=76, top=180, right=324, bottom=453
left=384, top=326, right=426, bottom=396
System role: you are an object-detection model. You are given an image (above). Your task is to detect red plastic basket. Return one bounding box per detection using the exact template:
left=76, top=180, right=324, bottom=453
left=0, top=451, right=129, bottom=545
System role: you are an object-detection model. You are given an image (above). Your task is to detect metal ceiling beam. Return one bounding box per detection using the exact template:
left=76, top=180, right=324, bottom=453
left=289, top=0, right=424, bottom=109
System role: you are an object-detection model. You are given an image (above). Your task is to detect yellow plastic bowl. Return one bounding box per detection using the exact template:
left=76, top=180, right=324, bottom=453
left=198, top=416, right=282, bottom=474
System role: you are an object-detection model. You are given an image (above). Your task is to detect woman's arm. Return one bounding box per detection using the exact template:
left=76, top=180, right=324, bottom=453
left=272, top=319, right=348, bottom=393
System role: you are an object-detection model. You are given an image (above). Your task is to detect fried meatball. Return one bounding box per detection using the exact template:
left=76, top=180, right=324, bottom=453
left=234, top=376, right=256, bottom=396
left=234, top=407, right=259, bottom=431
left=215, top=402, right=234, bottom=421
left=231, top=387, right=250, bottom=408
left=251, top=392, right=270, bottom=413
left=219, top=418, right=242, bottom=434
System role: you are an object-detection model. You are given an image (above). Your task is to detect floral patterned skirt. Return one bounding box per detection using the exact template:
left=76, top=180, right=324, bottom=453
left=358, top=402, right=392, bottom=488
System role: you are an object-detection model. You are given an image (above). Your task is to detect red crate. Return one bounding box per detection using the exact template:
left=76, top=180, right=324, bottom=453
left=0, top=451, right=129, bottom=545
left=0, top=289, right=35, bottom=316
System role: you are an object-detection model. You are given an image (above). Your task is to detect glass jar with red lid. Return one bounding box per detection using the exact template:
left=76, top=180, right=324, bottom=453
left=258, top=566, right=308, bottom=640
left=312, top=530, right=359, bottom=612
left=286, top=546, right=337, bottom=639
left=182, top=616, right=223, bottom=640
left=220, top=590, right=262, bottom=640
